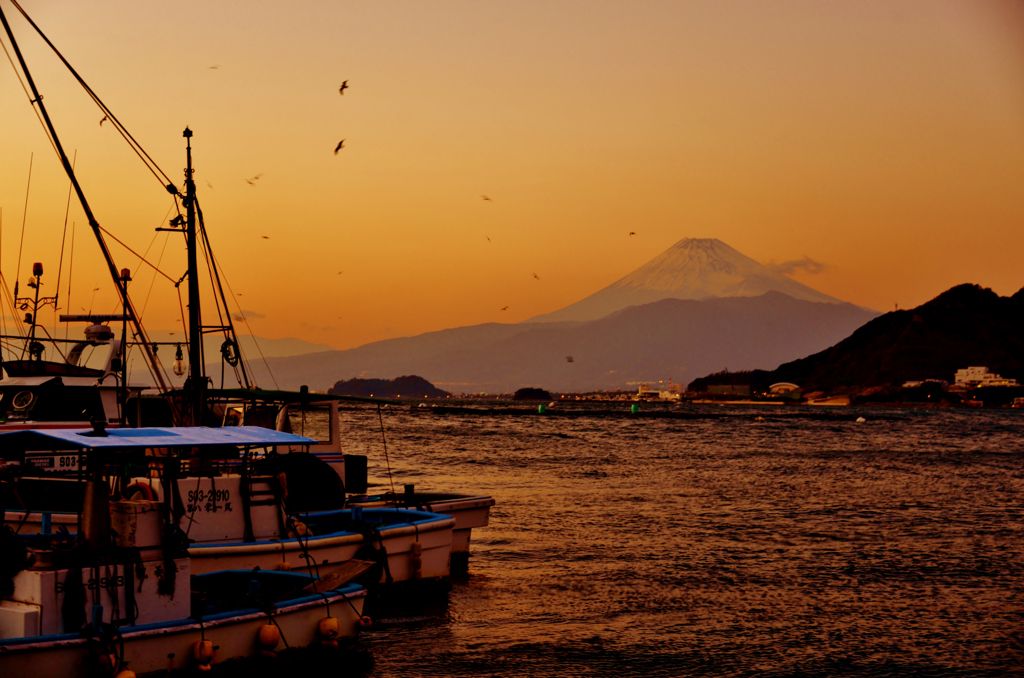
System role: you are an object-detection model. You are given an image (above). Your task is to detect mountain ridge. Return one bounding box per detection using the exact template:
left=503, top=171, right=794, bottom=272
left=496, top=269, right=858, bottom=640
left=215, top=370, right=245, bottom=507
left=687, top=283, right=1024, bottom=395
left=240, top=292, right=878, bottom=393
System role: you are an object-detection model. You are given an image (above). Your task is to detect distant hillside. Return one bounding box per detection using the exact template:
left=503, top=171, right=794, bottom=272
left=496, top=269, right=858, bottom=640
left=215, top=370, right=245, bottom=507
left=328, top=375, right=450, bottom=398
left=241, top=292, right=878, bottom=393
left=694, top=284, right=1024, bottom=395
left=526, top=237, right=846, bottom=323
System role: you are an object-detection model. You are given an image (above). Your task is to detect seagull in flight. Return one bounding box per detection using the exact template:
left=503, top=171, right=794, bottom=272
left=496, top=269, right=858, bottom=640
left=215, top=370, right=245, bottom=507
left=629, top=232, right=636, bottom=236
left=245, top=174, right=262, bottom=185
left=261, top=236, right=269, bottom=240
left=485, top=236, right=491, bottom=243
left=334, top=140, right=345, bottom=154
left=99, top=115, right=107, bottom=126
left=501, top=306, right=509, bottom=311
left=339, top=80, right=349, bottom=95
left=209, top=65, right=220, bottom=70
left=206, top=181, right=213, bottom=189
left=481, top=195, right=491, bottom=201
left=532, top=272, right=540, bottom=281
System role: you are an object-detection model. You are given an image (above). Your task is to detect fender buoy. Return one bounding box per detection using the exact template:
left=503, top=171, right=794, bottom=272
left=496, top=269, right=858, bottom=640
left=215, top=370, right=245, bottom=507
left=318, top=616, right=341, bottom=646
left=358, top=616, right=373, bottom=629
left=258, top=623, right=280, bottom=656
left=192, top=639, right=215, bottom=670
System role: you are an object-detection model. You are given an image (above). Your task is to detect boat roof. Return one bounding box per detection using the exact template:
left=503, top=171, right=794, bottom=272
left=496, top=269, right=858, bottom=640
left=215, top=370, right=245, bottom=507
left=0, top=426, right=315, bottom=451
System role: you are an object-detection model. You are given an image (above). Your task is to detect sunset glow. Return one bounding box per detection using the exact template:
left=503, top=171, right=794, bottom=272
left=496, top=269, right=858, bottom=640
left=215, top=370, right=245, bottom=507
left=2, top=0, right=1022, bottom=351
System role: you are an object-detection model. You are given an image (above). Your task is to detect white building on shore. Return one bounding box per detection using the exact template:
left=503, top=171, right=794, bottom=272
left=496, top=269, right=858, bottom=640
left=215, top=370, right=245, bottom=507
left=954, top=366, right=1019, bottom=388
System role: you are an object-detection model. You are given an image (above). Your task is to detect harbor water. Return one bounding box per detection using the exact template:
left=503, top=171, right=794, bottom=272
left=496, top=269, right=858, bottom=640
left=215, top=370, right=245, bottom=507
left=280, top=402, right=1023, bottom=677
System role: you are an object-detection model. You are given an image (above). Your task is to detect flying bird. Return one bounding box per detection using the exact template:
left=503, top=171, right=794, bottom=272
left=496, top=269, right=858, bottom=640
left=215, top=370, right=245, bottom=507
left=206, top=181, right=213, bottom=189
left=245, top=174, right=262, bottom=185
left=337, top=271, right=343, bottom=275
left=532, top=273, right=540, bottom=280
left=99, top=115, right=107, bottom=126
left=485, top=236, right=491, bottom=243
left=501, top=306, right=509, bottom=311
left=566, top=356, right=574, bottom=363
left=629, top=232, right=636, bottom=236
left=261, top=236, right=269, bottom=239
left=339, top=80, right=348, bottom=95
left=334, top=140, right=345, bottom=154
left=481, top=195, right=491, bottom=201
left=209, top=65, right=219, bottom=70
left=236, top=293, right=243, bottom=296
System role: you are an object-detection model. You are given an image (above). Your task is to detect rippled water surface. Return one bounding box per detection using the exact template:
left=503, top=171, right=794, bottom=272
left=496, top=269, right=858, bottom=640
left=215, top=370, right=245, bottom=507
left=287, top=403, right=1024, bottom=677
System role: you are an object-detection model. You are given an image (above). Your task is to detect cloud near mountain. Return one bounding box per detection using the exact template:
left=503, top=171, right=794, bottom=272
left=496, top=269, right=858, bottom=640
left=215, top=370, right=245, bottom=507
left=525, top=238, right=844, bottom=324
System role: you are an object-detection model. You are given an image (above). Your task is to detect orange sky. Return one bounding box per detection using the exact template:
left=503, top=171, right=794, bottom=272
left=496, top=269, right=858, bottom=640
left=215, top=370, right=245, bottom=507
left=1, top=0, right=1023, bottom=351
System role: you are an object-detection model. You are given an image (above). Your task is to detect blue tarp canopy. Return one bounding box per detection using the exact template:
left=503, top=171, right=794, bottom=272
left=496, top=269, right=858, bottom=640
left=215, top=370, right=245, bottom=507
left=0, top=426, right=315, bottom=451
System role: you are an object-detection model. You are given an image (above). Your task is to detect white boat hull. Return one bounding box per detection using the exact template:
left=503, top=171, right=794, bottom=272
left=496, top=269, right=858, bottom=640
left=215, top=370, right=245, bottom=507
left=189, top=510, right=455, bottom=583
left=0, top=584, right=366, bottom=677
left=348, top=494, right=494, bottom=554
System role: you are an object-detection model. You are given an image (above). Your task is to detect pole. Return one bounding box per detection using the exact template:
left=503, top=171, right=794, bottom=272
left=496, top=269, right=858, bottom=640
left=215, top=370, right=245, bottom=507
left=183, top=128, right=204, bottom=424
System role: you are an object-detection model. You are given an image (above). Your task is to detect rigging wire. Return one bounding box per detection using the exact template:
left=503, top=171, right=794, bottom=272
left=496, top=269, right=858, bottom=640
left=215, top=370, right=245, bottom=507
left=9, top=0, right=179, bottom=193
left=207, top=245, right=279, bottom=390
left=15, top=152, right=32, bottom=298
left=139, top=229, right=171, bottom=319
left=53, top=150, right=75, bottom=339
left=0, top=34, right=59, bottom=158
left=63, top=222, right=74, bottom=341
left=195, top=198, right=251, bottom=389
left=97, top=226, right=177, bottom=284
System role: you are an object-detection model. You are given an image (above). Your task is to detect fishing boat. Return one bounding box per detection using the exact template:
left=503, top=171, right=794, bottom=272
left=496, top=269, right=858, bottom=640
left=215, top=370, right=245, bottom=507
left=347, top=486, right=495, bottom=560
left=3, top=426, right=456, bottom=586
left=0, top=427, right=369, bottom=677
left=0, top=0, right=493, bottom=560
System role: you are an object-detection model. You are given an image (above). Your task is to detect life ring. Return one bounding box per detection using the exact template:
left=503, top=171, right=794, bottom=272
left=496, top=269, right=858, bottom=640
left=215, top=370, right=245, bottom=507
left=123, top=483, right=155, bottom=501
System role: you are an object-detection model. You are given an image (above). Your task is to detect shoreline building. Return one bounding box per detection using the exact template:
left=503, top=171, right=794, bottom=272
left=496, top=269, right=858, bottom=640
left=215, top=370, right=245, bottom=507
left=953, top=366, right=1019, bottom=388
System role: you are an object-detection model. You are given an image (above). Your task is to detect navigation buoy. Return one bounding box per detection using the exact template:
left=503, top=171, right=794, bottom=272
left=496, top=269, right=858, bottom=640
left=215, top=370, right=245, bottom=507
left=856, top=416, right=866, bottom=423
left=538, top=404, right=546, bottom=414
left=631, top=403, right=639, bottom=414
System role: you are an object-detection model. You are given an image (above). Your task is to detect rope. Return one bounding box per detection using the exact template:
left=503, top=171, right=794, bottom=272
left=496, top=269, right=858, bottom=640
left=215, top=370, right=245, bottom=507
left=266, top=613, right=290, bottom=649
left=377, top=404, right=396, bottom=495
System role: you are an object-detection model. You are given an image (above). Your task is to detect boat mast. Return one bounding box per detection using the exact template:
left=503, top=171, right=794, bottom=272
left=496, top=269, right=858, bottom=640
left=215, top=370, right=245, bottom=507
left=0, top=4, right=170, bottom=392
left=183, top=128, right=205, bottom=423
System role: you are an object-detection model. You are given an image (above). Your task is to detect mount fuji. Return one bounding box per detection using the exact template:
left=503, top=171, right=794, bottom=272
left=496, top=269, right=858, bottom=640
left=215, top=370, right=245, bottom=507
left=237, top=238, right=878, bottom=393
left=527, top=238, right=843, bottom=323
